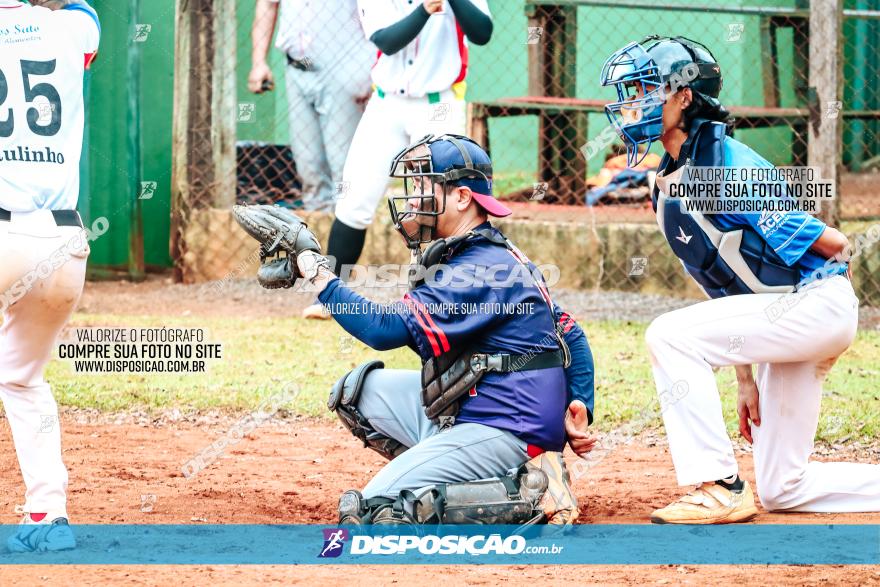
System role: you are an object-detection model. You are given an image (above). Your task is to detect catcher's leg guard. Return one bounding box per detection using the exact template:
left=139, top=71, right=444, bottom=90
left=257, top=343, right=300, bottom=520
left=338, top=489, right=418, bottom=526
left=328, top=361, right=407, bottom=461
left=419, top=471, right=548, bottom=526
left=403, top=456, right=577, bottom=527
left=340, top=467, right=559, bottom=527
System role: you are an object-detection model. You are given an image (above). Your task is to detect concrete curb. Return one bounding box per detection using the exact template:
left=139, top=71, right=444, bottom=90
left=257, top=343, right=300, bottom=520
left=184, top=209, right=880, bottom=305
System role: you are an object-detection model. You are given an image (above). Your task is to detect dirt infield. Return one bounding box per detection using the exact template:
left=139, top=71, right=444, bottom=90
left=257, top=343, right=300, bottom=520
left=1, top=417, right=879, bottom=585
left=1, top=279, right=878, bottom=585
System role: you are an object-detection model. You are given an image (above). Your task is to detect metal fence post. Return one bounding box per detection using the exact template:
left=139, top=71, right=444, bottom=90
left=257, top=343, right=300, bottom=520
left=808, top=0, right=844, bottom=226
left=128, top=0, right=146, bottom=280
left=171, top=0, right=237, bottom=282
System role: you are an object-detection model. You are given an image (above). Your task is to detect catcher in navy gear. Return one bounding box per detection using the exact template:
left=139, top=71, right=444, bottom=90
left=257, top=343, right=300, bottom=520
left=238, top=135, right=597, bottom=525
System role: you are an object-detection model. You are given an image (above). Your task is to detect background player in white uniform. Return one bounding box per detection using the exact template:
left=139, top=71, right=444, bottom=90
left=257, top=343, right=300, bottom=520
left=248, top=0, right=373, bottom=211
left=601, top=36, right=880, bottom=524
left=0, top=0, right=99, bottom=552
left=304, top=0, right=492, bottom=318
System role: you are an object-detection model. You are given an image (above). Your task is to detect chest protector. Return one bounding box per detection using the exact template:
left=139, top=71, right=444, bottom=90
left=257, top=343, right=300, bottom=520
left=414, top=227, right=570, bottom=426
left=652, top=119, right=801, bottom=298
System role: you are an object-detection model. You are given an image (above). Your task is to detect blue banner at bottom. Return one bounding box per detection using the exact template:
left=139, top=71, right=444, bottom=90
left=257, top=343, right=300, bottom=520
left=0, top=524, right=877, bottom=565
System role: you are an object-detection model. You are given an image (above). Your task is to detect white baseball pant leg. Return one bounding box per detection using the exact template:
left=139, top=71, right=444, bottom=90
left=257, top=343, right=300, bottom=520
left=646, top=275, right=880, bottom=511
left=284, top=66, right=369, bottom=211
left=285, top=67, right=335, bottom=210
left=334, top=90, right=466, bottom=231
left=0, top=212, right=89, bottom=519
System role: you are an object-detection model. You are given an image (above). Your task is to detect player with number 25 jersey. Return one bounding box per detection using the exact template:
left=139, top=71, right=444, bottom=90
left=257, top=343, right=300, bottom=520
left=0, top=0, right=99, bottom=211
left=0, top=0, right=99, bottom=554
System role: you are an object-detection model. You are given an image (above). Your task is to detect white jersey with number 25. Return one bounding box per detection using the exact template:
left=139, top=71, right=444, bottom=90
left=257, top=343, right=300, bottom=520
left=0, top=1, right=100, bottom=212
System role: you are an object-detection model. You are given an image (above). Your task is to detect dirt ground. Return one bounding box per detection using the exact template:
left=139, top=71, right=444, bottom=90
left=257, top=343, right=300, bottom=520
left=840, top=172, right=880, bottom=219
left=0, top=418, right=878, bottom=585
left=2, top=279, right=880, bottom=585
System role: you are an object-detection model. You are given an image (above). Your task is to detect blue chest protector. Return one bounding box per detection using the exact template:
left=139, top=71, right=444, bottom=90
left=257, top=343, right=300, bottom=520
left=651, top=119, right=801, bottom=298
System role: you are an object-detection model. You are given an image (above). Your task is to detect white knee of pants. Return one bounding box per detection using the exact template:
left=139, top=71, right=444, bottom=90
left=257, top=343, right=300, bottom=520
left=756, top=469, right=806, bottom=512
left=0, top=379, right=57, bottom=409
left=645, top=313, right=680, bottom=361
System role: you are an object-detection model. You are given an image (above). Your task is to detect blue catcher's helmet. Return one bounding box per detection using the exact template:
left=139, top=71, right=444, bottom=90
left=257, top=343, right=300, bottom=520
left=600, top=36, right=723, bottom=167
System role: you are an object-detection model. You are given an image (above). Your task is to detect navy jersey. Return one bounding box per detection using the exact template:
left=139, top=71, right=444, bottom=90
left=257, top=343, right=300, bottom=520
left=399, top=223, right=568, bottom=451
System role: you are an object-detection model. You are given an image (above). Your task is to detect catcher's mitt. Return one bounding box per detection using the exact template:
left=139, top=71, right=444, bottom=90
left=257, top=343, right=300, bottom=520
left=232, top=205, right=322, bottom=289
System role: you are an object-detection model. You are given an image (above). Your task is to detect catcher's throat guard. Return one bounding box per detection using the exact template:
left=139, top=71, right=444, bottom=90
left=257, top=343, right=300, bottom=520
left=387, top=134, right=493, bottom=250
left=600, top=36, right=723, bottom=167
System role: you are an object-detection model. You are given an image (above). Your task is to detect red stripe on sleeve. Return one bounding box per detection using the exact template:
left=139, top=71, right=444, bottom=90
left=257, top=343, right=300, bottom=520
left=559, top=312, right=576, bottom=333
left=84, top=52, right=98, bottom=69
left=404, top=295, right=442, bottom=356
left=411, top=299, right=450, bottom=353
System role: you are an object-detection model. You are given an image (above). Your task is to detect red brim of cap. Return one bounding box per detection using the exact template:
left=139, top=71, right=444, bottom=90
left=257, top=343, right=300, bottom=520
left=472, top=193, right=512, bottom=217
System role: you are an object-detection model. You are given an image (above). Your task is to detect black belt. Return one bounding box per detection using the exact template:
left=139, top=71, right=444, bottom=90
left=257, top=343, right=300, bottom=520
left=286, top=54, right=315, bottom=71
left=0, top=207, right=83, bottom=228
left=469, top=349, right=565, bottom=374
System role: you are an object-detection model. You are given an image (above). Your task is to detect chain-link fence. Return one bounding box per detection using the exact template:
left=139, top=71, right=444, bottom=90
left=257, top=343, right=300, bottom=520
left=841, top=0, right=880, bottom=219
left=476, top=2, right=810, bottom=208
left=171, top=0, right=880, bottom=302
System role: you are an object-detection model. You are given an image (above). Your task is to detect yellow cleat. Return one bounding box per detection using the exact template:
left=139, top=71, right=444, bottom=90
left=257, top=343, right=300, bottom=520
left=651, top=480, right=759, bottom=525
left=526, top=451, right=579, bottom=525
left=302, top=302, right=331, bottom=320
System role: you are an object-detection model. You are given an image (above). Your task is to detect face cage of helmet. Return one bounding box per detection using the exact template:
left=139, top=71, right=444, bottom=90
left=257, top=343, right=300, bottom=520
left=605, top=63, right=701, bottom=167
left=387, top=148, right=488, bottom=250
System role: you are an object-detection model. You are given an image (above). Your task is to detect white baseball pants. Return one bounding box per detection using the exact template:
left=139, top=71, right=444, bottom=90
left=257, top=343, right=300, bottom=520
left=334, top=89, right=466, bottom=230
left=646, top=275, right=880, bottom=512
left=0, top=210, right=89, bottom=519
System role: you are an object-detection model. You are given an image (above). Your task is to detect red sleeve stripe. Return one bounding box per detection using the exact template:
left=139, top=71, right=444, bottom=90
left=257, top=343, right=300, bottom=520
left=410, top=298, right=450, bottom=354
left=404, top=295, right=442, bottom=357
left=558, top=312, right=576, bottom=333
left=84, top=52, right=98, bottom=70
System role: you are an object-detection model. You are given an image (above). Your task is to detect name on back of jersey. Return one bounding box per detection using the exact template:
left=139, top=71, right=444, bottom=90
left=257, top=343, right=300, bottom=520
left=0, top=24, right=41, bottom=41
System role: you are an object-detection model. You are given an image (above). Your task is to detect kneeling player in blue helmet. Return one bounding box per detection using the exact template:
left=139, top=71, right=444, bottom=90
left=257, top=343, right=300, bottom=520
left=601, top=36, right=880, bottom=523
left=296, top=134, right=596, bottom=525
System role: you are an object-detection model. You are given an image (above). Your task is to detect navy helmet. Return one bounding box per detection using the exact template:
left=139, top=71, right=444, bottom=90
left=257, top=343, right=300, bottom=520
left=600, top=36, right=723, bottom=166
left=387, top=134, right=509, bottom=249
